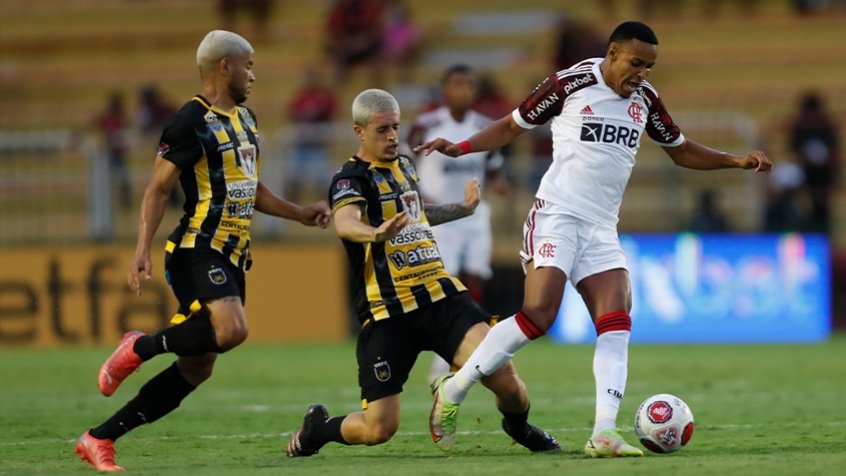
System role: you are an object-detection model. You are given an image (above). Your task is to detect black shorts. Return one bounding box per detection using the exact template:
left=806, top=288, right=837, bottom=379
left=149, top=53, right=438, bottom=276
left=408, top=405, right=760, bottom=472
left=165, top=248, right=246, bottom=315
left=356, top=292, right=489, bottom=406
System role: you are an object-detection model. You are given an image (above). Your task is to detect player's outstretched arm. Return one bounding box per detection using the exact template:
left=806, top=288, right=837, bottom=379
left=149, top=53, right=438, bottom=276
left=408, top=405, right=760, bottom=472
left=255, top=181, right=331, bottom=228
left=424, top=178, right=481, bottom=226
left=128, top=156, right=181, bottom=295
left=413, top=115, right=526, bottom=157
left=664, top=139, right=773, bottom=172
left=334, top=204, right=408, bottom=243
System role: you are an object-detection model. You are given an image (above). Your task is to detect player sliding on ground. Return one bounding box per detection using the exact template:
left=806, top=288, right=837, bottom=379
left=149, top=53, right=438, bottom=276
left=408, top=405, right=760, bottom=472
left=286, top=89, right=560, bottom=457
left=415, top=21, right=772, bottom=457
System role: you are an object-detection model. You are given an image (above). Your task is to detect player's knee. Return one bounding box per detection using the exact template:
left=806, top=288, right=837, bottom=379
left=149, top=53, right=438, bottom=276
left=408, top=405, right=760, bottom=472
left=519, top=304, right=557, bottom=331
left=215, top=320, right=249, bottom=351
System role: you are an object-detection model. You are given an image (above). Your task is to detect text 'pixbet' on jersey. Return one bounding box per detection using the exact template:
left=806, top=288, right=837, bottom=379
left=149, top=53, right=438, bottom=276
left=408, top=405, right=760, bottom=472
left=580, top=123, right=640, bottom=148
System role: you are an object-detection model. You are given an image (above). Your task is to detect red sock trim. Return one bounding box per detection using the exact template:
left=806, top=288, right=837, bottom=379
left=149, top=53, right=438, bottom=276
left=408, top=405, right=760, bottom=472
left=515, top=310, right=545, bottom=340
left=595, top=310, right=631, bottom=336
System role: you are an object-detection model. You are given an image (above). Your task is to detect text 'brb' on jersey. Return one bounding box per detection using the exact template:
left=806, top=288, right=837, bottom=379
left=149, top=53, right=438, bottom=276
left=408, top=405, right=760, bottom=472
left=157, top=95, right=261, bottom=269
left=329, top=155, right=466, bottom=322
left=513, top=58, right=685, bottom=225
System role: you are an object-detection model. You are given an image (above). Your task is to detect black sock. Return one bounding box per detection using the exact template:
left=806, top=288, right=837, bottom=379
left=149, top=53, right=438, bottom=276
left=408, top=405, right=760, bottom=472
left=90, top=363, right=196, bottom=441
left=313, top=416, right=348, bottom=445
left=133, top=316, right=223, bottom=361
left=502, top=407, right=530, bottom=435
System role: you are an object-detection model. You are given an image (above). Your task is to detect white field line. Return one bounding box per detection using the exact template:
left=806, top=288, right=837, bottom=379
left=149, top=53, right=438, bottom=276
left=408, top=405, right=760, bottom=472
left=3, top=421, right=844, bottom=447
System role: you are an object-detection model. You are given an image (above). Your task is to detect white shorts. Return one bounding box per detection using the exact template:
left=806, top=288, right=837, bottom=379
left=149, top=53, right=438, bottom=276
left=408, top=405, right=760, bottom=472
left=431, top=201, right=493, bottom=279
left=519, top=199, right=627, bottom=286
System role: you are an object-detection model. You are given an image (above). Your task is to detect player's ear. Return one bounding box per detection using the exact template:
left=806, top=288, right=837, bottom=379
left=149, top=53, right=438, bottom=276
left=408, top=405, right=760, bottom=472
left=607, top=43, right=618, bottom=60
left=353, top=125, right=364, bottom=141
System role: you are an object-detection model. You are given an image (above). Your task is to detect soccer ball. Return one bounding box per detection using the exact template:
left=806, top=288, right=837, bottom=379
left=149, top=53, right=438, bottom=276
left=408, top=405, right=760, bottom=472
left=634, top=393, right=694, bottom=454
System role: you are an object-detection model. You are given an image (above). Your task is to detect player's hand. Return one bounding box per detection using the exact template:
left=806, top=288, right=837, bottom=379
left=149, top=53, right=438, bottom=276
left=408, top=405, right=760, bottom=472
left=462, top=178, right=482, bottom=212
left=127, top=252, right=152, bottom=296
left=738, top=151, right=773, bottom=172
left=413, top=138, right=462, bottom=157
left=373, top=210, right=409, bottom=242
left=299, top=200, right=332, bottom=228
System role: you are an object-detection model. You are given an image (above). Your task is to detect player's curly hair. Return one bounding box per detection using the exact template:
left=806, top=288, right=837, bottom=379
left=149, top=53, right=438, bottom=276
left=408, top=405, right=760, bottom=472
left=608, top=21, right=658, bottom=46
left=352, top=89, right=399, bottom=127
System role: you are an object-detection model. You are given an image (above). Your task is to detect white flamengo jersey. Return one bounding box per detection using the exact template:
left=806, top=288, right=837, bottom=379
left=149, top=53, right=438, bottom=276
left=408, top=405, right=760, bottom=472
left=512, top=58, right=685, bottom=225
left=408, top=106, right=503, bottom=204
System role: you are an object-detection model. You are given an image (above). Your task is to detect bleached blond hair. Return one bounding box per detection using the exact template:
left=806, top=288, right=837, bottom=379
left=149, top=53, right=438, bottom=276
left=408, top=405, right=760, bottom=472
left=352, top=89, right=399, bottom=127
left=196, top=30, right=253, bottom=74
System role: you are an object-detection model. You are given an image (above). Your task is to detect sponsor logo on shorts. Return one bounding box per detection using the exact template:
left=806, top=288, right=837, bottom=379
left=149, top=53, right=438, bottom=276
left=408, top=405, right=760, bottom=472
left=208, top=267, right=227, bottom=285
left=373, top=360, right=391, bottom=382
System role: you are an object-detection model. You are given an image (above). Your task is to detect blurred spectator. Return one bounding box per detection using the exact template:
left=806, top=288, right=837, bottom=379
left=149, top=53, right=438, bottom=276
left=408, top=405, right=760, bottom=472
left=788, top=91, right=839, bottom=233
left=791, top=0, right=830, bottom=14
left=380, top=0, right=422, bottom=84
left=552, top=17, right=606, bottom=71
left=218, top=0, right=276, bottom=39
left=96, top=92, right=131, bottom=209
left=137, top=85, right=176, bottom=137
left=325, top=0, right=385, bottom=83
left=687, top=189, right=730, bottom=232
left=473, top=73, right=515, bottom=163
left=284, top=68, right=338, bottom=202
left=763, top=161, right=810, bottom=232
left=137, top=84, right=180, bottom=206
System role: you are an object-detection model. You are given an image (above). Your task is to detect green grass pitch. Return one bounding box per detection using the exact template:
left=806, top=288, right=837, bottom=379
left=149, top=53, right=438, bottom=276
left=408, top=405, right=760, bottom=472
left=2, top=335, right=845, bottom=475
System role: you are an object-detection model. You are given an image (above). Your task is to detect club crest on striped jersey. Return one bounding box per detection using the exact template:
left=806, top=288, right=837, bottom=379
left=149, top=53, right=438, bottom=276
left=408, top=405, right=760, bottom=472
left=400, top=191, right=421, bottom=222
left=237, top=144, right=258, bottom=177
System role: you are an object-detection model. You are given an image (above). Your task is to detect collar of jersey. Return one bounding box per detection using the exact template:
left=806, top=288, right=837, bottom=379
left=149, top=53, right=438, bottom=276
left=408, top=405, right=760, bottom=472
left=193, top=95, right=238, bottom=118
left=352, top=155, right=400, bottom=169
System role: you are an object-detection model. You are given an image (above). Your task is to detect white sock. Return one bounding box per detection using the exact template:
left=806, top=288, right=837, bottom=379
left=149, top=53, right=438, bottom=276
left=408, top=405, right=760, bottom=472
left=592, top=330, right=630, bottom=435
left=442, top=316, right=532, bottom=404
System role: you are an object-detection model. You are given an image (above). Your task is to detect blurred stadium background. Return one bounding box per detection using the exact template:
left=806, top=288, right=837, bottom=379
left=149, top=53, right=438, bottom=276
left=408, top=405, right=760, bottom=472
left=0, top=0, right=844, bottom=347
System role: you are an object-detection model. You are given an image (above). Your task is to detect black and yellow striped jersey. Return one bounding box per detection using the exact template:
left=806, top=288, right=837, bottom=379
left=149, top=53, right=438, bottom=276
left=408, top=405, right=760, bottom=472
left=329, top=155, right=466, bottom=323
left=156, top=95, right=261, bottom=270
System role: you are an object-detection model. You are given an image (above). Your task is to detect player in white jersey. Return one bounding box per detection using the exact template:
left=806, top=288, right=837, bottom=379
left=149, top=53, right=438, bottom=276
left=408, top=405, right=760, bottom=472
left=408, top=65, right=508, bottom=385
left=416, top=21, right=772, bottom=457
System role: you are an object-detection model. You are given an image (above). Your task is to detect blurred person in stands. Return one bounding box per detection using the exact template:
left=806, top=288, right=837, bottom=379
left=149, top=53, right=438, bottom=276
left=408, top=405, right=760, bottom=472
left=416, top=21, right=772, bottom=457
left=788, top=91, right=839, bottom=233
left=687, top=189, right=730, bottom=233
left=96, top=92, right=132, bottom=209
left=380, top=0, right=422, bottom=85
left=137, top=85, right=177, bottom=137
left=218, top=0, right=276, bottom=40
left=137, top=85, right=181, bottom=206
left=325, top=0, right=385, bottom=83
left=552, top=17, right=605, bottom=72
left=407, top=64, right=510, bottom=385
left=73, top=30, right=331, bottom=472
left=286, top=88, right=559, bottom=457
left=284, top=67, right=338, bottom=202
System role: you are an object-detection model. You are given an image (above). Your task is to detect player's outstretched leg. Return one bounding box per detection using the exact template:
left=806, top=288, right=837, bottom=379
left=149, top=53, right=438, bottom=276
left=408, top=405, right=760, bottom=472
left=429, top=374, right=460, bottom=451
left=584, top=428, right=643, bottom=458
left=98, top=331, right=145, bottom=397
left=74, top=430, right=124, bottom=472
left=501, top=418, right=562, bottom=453
left=287, top=404, right=330, bottom=457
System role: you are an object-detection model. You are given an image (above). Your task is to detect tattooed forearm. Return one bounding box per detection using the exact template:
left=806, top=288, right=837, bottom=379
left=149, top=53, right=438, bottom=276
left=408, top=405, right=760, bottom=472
left=423, top=203, right=473, bottom=226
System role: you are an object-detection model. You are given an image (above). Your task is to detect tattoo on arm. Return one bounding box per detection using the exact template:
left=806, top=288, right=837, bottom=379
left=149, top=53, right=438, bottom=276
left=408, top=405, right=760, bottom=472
left=424, top=203, right=472, bottom=226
